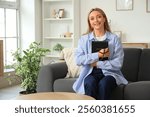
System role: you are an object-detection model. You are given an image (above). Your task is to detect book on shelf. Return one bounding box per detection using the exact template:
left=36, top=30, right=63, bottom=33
left=92, top=41, right=108, bottom=61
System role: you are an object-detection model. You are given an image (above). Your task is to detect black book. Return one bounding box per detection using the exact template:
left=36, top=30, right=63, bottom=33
left=92, top=41, right=108, bottom=61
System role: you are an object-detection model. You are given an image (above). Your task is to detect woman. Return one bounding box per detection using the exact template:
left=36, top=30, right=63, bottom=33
left=73, top=8, right=128, bottom=100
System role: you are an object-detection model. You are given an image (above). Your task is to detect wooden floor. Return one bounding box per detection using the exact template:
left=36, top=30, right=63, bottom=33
left=0, top=85, right=22, bottom=100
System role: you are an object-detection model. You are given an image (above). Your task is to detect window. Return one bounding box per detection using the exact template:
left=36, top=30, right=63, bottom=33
left=0, top=0, right=19, bottom=71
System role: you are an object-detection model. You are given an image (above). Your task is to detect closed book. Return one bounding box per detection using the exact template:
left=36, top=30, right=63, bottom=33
left=92, top=41, right=108, bottom=61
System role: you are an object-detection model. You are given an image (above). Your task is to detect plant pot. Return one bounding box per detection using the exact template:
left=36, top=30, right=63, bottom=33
left=19, top=90, right=37, bottom=95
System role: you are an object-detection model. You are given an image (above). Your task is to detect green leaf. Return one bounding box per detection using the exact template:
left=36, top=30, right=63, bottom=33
left=9, top=41, right=50, bottom=91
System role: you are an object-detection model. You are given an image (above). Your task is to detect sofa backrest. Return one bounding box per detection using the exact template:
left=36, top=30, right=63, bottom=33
left=138, top=49, right=150, bottom=81
left=121, top=48, right=142, bottom=82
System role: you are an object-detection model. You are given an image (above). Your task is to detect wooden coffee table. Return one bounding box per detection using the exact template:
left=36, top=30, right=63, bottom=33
left=14, top=92, right=95, bottom=100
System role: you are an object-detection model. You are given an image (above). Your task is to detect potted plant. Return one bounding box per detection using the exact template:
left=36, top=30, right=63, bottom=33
left=12, top=42, right=50, bottom=94
left=53, top=43, right=64, bottom=53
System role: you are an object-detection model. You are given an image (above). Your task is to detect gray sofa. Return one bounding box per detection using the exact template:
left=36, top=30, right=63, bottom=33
left=37, top=48, right=150, bottom=100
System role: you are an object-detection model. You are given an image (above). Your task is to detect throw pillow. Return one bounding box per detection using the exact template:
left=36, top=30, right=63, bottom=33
left=59, top=48, right=81, bottom=78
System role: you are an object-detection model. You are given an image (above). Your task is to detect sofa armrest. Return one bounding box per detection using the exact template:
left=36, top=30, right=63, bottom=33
left=37, top=62, right=68, bottom=92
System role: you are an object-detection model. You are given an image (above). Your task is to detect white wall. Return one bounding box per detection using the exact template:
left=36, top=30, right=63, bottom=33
left=20, top=0, right=42, bottom=50
left=80, top=0, right=150, bottom=43
left=19, top=0, right=150, bottom=46
left=20, top=0, right=35, bottom=50
left=35, top=0, right=42, bottom=43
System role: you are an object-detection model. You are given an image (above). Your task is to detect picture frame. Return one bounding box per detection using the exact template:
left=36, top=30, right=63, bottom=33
left=116, top=0, right=133, bottom=11
left=146, top=0, right=150, bottom=13
left=113, top=31, right=122, bottom=41
left=58, top=9, right=64, bottom=18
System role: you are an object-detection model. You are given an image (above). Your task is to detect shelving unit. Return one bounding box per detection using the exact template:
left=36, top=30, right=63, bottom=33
left=42, top=0, right=79, bottom=64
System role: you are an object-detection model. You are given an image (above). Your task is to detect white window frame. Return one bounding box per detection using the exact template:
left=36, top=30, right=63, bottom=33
left=0, top=0, right=20, bottom=70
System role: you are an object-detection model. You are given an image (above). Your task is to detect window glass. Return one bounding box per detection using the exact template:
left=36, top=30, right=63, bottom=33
left=0, top=8, right=5, bottom=37
left=5, top=38, right=17, bottom=65
left=6, top=9, right=16, bottom=37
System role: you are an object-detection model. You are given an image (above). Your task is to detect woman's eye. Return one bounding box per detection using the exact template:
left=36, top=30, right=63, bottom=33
left=90, top=17, right=94, bottom=20
left=98, top=15, right=102, bottom=18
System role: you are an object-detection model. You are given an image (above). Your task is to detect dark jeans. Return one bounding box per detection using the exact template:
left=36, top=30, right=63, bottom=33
left=84, top=67, right=117, bottom=100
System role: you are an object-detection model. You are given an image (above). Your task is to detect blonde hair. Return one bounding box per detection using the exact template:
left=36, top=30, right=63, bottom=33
left=84, top=8, right=111, bottom=35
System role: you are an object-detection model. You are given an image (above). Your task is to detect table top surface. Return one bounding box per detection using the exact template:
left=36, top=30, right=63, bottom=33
left=14, top=92, right=95, bottom=100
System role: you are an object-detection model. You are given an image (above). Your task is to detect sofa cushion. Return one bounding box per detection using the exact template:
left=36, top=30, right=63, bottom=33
left=53, top=78, right=76, bottom=92
left=110, top=84, right=125, bottom=100
left=138, top=49, right=150, bottom=81
left=59, top=48, right=81, bottom=78
left=121, top=48, right=142, bottom=82
left=124, top=81, right=150, bottom=100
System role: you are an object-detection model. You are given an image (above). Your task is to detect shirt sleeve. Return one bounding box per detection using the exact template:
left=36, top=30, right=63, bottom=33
left=75, top=36, right=99, bottom=66
left=96, top=36, right=124, bottom=71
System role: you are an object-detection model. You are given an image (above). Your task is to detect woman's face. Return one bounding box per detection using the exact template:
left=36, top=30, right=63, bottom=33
left=89, top=11, right=105, bottom=31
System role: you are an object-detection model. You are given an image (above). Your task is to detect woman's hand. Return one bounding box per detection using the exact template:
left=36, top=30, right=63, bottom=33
left=103, top=48, right=110, bottom=58
left=91, top=48, right=109, bottom=67
left=98, top=49, right=104, bottom=58
left=98, top=48, right=110, bottom=58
